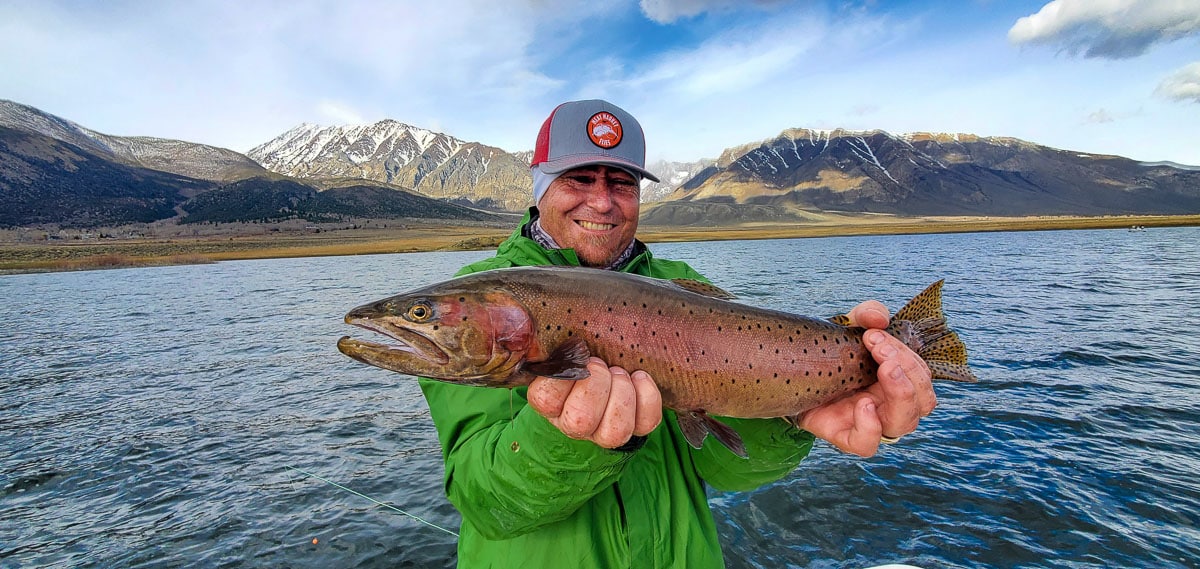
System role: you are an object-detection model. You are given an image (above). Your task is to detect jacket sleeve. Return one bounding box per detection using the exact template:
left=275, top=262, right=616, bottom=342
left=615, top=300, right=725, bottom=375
left=687, top=417, right=814, bottom=492
left=419, top=379, right=632, bottom=539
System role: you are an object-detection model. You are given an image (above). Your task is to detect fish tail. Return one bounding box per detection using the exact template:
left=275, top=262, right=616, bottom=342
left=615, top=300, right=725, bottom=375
left=890, top=280, right=978, bottom=383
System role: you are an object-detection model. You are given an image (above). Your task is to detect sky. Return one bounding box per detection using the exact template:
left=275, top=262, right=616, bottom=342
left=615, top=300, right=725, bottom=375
left=2, top=0, right=1199, bottom=166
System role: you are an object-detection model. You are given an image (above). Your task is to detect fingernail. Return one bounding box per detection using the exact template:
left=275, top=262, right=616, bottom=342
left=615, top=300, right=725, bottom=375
left=865, top=329, right=885, bottom=344
left=889, top=365, right=908, bottom=382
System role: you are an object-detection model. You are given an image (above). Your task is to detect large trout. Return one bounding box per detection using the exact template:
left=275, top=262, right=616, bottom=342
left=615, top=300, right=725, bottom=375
left=337, top=266, right=977, bottom=457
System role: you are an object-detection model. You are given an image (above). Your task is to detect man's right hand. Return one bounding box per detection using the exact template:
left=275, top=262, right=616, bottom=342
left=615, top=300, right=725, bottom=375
left=527, top=357, right=662, bottom=449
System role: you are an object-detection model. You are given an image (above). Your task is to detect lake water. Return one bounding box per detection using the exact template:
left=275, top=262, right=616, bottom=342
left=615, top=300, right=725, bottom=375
left=2, top=227, right=1198, bottom=568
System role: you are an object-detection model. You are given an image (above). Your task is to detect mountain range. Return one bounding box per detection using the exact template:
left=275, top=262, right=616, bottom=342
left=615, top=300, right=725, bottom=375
left=2, top=98, right=1198, bottom=228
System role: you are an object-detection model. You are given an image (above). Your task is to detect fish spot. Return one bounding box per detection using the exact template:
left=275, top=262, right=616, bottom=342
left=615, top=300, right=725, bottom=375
left=718, top=326, right=723, bottom=332
left=608, top=307, right=613, bottom=312
left=567, top=308, right=572, bottom=314
left=595, top=333, right=601, bottom=339
left=462, top=316, right=468, bottom=321
left=775, top=349, right=780, bottom=354
left=622, top=301, right=628, bottom=307
left=433, top=325, right=439, bottom=330
left=642, top=303, right=647, bottom=309
left=749, top=363, right=754, bottom=370
left=786, top=378, right=791, bottom=384
left=619, top=352, right=624, bottom=358
left=700, top=350, right=706, bottom=355
left=759, top=344, right=764, bottom=350
left=541, top=301, right=547, bottom=307
left=756, top=379, right=761, bottom=384
left=738, top=326, right=743, bottom=331
left=545, top=325, right=552, bottom=331
left=651, top=331, right=656, bottom=336
left=788, top=336, right=794, bottom=343
left=732, top=379, right=736, bottom=384
left=632, top=321, right=638, bottom=328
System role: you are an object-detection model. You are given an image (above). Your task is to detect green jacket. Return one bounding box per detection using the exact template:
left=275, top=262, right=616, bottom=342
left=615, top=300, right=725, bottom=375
left=419, top=211, right=814, bottom=568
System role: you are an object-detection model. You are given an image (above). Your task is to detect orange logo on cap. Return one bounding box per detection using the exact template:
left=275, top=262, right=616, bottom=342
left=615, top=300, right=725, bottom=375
left=587, top=112, right=623, bottom=148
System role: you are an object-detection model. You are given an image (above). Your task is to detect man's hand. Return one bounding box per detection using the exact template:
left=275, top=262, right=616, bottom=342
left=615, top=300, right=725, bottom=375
left=796, top=300, right=937, bottom=457
left=527, top=357, right=663, bottom=449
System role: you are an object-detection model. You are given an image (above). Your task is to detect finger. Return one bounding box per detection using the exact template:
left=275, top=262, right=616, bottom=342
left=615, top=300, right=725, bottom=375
left=555, top=358, right=613, bottom=439
left=875, top=359, right=921, bottom=437
left=527, top=376, right=575, bottom=419
left=629, top=370, right=663, bottom=437
left=849, top=397, right=883, bottom=457
left=846, top=300, right=890, bottom=329
left=591, top=366, right=637, bottom=448
left=865, top=329, right=936, bottom=417
left=826, top=396, right=881, bottom=458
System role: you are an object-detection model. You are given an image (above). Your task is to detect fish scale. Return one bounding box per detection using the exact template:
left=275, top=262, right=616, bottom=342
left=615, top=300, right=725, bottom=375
left=338, top=266, right=978, bottom=457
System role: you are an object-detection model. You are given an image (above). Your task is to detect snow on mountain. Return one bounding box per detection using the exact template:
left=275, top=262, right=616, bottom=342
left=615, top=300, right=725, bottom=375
left=0, top=99, right=265, bottom=183
left=248, top=120, right=532, bottom=211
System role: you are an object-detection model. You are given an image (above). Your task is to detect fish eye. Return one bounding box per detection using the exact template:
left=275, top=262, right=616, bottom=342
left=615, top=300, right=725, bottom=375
left=406, top=302, right=433, bottom=322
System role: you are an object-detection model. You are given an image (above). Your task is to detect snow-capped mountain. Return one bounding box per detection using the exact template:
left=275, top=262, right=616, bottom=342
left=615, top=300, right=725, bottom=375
left=641, top=127, right=1200, bottom=224
left=642, top=158, right=717, bottom=203
left=0, top=99, right=265, bottom=183
left=248, top=121, right=532, bottom=211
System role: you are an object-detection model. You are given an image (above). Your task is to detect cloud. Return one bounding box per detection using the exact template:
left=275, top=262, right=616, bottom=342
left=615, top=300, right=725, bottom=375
left=1083, top=108, right=1115, bottom=123
left=316, top=101, right=366, bottom=125
left=1155, top=62, right=1200, bottom=103
left=639, top=0, right=783, bottom=24
left=1008, top=0, right=1200, bottom=58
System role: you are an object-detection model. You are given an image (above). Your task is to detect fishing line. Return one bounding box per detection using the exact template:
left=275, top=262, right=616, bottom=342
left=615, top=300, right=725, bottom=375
left=285, top=465, right=459, bottom=537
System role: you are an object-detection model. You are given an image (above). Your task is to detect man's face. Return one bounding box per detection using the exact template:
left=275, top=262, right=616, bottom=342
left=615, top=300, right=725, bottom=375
left=538, top=165, right=641, bottom=268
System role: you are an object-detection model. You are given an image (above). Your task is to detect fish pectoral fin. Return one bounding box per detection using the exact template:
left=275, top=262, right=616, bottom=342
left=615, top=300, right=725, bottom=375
left=669, top=278, right=737, bottom=300
left=522, top=337, right=592, bottom=380
left=677, top=411, right=748, bottom=459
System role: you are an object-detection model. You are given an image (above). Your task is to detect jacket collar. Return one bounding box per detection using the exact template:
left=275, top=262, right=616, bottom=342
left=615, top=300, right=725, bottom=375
left=510, top=207, right=651, bottom=272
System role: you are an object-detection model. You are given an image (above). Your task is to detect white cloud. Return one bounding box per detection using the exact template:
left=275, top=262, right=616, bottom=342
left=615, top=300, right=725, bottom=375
left=316, top=101, right=366, bottom=125
left=638, top=0, right=783, bottom=24
left=1155, top=61, right=1200, bottom=103
left=1008, top=0, right=1200, bottom=58
left=1083, top=108, right=1115, bottom=124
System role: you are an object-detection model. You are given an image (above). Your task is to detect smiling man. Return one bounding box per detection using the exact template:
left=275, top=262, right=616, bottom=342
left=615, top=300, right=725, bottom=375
left=417, top=99, right=938, bottom=568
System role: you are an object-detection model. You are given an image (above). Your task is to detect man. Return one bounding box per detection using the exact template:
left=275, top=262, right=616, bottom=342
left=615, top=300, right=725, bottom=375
left=418, top=100, right=937, bottom=568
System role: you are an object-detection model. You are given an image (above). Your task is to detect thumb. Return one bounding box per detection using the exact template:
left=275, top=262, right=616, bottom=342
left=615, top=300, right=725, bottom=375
left=843, top=397, right=882, bottom=458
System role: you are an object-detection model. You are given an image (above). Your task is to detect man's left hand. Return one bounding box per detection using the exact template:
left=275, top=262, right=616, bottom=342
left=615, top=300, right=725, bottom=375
left=795, top=300, right=937, bottom=457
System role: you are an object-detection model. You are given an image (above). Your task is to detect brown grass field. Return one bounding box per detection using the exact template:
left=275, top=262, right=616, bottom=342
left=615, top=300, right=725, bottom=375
left=2, top=213, right=1197, bottom=274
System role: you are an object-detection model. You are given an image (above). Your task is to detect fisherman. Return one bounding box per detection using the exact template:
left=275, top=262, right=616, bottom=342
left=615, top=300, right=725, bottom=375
left=417, top=99, right=938, bottom=568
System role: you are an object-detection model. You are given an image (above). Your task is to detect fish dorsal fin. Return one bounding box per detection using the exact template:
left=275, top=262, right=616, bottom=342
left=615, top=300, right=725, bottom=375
left=828, top=313, right=853, bottom=326
left=523, top=337, right=592, bottom=380
left=669, top=278, right=737, bottom=300
left=893, top=279, right=945, bottom=323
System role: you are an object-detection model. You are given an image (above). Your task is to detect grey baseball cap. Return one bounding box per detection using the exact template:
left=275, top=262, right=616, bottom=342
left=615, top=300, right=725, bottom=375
left=529, top=99, right=660, bottom=183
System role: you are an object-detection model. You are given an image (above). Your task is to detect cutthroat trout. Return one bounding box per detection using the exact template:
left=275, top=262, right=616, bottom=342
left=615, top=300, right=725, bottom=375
left=337, top=266, right=977, bottom=457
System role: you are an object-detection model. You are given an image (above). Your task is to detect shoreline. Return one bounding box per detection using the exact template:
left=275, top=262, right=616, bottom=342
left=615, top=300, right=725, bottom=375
left=2, top=213, right=1196, bottom=274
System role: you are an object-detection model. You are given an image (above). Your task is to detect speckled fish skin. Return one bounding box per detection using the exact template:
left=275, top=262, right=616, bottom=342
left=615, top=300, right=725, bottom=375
left=338, top=266, right=977, bottom=426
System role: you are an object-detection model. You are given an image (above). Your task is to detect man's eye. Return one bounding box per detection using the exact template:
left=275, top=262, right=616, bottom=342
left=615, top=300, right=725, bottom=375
left=568, top=175, right=597, bottom=185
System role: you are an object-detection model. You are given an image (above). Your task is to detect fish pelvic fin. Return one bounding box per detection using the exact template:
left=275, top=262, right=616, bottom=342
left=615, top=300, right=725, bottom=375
left=522, top=337, right=592, bottom=380
left=890, top=280, right=979, bottom=383
left=677, top=410, right=748, bottom=458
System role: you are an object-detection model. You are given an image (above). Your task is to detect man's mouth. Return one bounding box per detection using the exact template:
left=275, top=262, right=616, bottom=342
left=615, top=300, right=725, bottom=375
left=576, top=220, right=616, bottom=231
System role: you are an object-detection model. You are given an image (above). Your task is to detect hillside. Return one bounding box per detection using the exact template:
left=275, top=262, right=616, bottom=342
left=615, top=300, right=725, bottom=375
left=644, top=128, right=1200, bottom=225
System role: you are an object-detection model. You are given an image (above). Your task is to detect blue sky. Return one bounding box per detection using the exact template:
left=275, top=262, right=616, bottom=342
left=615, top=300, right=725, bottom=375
left=2, top=0, right=1198, bottom=165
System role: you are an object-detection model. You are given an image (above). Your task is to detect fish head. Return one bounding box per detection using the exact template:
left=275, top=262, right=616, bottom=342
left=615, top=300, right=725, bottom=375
left=337, top=287, right=536, bottom=387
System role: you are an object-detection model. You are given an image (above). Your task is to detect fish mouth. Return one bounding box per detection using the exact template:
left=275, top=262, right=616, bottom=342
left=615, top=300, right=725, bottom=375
left=338, top=316, right=449, bottom=366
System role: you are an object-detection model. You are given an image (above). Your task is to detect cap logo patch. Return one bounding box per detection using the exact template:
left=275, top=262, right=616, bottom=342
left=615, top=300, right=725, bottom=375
left=587, top=112, right=623, bottom=149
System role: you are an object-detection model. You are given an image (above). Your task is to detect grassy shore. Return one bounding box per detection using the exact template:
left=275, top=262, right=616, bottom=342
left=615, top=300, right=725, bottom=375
left=2, top=213, right=1196, bottom=274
